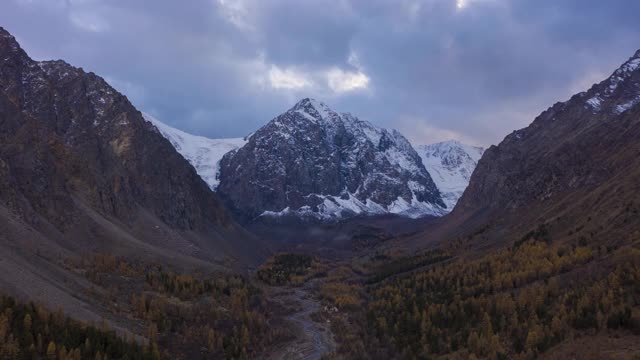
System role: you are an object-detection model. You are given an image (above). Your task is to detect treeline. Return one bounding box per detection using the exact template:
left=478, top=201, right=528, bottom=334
left=133, top=268, right=280, bottom=358
left=319, top=266, right=362, bottom=311
left=257, top=253, right=325, bottom=286
left=361, top=240, right=640, bottom=359
left=0, top=294, right=152, bottom=360
left=144, top=265, right=248, bottom=300
left=365, top=249, right=452, bottom=284
left=69, top=254, right=291, bottom=359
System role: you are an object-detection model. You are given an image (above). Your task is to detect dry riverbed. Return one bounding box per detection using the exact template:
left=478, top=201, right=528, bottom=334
left=263, top=279, right=336, bottom=360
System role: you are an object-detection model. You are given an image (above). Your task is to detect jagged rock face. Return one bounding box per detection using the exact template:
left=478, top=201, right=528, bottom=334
left=0, top=27, right=237, bottom=234
left=217, top=99, right=445, bottom=220
left=457, top=49, right=640, bottom=214
left=416, top=140, right=484, bottom=210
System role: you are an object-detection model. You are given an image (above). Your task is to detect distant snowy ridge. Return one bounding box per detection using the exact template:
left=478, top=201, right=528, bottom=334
left=143, top=113, right=246, bottom=189
left=416, top=140, right=484, bottom=210
left=142, top=102, right=483, bottom=220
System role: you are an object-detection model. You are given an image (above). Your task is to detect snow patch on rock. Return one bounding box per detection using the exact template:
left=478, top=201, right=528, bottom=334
left=584, top=52, right=640, bottom=114
left=260, top=192, right=446, bottom=220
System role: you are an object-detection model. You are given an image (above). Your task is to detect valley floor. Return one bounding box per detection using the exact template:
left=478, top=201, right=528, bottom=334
left=263, top=279, right=336, bottom=360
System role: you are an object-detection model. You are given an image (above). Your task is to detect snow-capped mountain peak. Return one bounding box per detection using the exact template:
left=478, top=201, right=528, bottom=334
left=416, top=140, right=484, bottom=210
left=217, top=99, right=447, bottom=220
left=140, top=100, right=484, bottom=221
left=290, top=97, right=337, bottom=123
left=143, top=113, right=246, bottom=189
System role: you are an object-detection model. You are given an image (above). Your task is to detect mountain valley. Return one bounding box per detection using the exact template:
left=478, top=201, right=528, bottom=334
left=0, top=23, right=639, bottom=360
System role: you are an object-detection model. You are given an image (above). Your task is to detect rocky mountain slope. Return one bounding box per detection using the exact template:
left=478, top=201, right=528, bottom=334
left=457, top=49, right=640, bottom=216
left=216, top=98, right=446, bottom=220
left=399, top=48, right=640, bottom=255
left=0, top=27, right=263, bottom=323
left=416, top=140, right=484, bottom=210
left=143, top=113, right=246, bottom=189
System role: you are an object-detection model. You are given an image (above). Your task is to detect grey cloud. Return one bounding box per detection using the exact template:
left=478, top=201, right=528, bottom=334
left=1, top=0, right=639, bottom=146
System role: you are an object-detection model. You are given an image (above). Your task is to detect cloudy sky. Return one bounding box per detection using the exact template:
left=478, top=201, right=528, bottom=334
left=2, top=0, right=639, bottom=146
